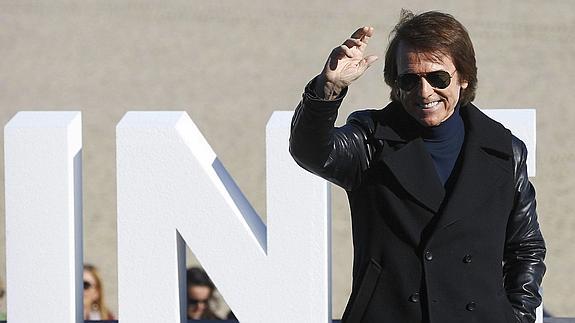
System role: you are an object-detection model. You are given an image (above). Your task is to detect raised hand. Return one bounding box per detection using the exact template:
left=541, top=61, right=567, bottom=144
left=315, top=26, right=379, bottom=100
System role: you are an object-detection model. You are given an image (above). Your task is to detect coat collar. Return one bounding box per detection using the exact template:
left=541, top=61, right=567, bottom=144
left=372, top=102, right=444, bottom=213
left=373, top=102, right=513, bottom=158
left=373, top=101, right=421, bottom=143
left=372, top=102, right=513, bottom=216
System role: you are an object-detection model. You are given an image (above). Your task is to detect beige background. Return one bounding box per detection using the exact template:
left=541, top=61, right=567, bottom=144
left=0, top=0, right=573, bottom=318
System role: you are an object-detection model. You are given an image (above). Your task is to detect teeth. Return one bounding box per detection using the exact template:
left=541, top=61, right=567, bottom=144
left=418, top=101, right=439, bottom=109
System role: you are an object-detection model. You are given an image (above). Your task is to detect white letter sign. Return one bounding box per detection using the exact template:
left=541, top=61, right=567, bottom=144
left=4, top=112, right=83, bottom=322
left=116, top=111, right=331, bottom=322
left=3, top=109, right=540, bottom=322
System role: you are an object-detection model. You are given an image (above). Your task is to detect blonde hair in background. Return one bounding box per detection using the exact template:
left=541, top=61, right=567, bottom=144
left=84, top=264, right=114, bottom=319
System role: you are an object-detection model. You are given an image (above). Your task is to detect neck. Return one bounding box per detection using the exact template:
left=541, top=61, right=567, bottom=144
left=421, top=105, right=462, bottom=141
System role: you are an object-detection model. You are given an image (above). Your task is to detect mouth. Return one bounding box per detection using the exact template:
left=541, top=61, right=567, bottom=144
left=417, top=100, right=441, bottom=109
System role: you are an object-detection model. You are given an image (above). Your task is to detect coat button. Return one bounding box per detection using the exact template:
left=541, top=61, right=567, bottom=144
left=463, top=254, right=472, bottom=263
left=466, top=302, right=476, bottom=311
left=409, top=292, right=420, bottom=303
left=425, top=251, right=433, bottom=261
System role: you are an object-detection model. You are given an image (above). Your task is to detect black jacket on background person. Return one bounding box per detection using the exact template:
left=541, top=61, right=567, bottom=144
left=289, top=80, right=546, bottom=323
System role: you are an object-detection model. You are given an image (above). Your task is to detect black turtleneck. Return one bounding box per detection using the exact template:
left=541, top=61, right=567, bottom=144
left=421, top=106, right=465, bottom=186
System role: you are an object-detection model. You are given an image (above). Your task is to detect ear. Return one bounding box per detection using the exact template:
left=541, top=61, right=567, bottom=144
left=460, top=79, right=469, bottom=89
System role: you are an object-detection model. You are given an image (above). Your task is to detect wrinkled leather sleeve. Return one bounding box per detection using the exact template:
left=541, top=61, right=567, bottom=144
left=289, top=79, right=375, bottom=191
left=504, top=136, right=546, bottom=323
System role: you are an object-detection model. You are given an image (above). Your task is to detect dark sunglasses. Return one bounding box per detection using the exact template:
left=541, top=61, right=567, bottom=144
left=83, top=281, right=93, bottom=290
left=188, top=298, right=209, bottom=306
left=396, top=70, right=456, bottom=91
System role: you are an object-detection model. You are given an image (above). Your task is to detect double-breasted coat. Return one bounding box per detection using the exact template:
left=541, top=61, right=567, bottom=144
left=289, top=82, right=546, bottom=323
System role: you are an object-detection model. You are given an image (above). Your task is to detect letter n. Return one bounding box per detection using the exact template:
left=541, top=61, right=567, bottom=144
left=116, top=111, right=331, bottom=322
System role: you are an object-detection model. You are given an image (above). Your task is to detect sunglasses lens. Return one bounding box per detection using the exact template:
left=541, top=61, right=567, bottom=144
left=426, top=71, right=451, bottom=89
left=188, top=299, right=208, bottom=306
left=397, top=71, right=452, bottom=91
left=397, top=74, right=420, bottom=91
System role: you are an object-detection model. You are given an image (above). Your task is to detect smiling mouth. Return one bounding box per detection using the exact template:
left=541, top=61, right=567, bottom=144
left=417, top=101, right=440, bottom=109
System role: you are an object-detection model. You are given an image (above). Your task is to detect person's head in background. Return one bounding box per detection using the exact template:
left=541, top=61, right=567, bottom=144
left=0, top=277, right=6, bottom=320
left=83, top=264, right=114, bottom=320
left=186, top=267, right=220, bottom=320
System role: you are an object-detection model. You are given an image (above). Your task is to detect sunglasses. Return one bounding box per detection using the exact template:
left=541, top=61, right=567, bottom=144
left=188, top=298, right=209, bottom=306
left=396, top=70, right=456, bottom=91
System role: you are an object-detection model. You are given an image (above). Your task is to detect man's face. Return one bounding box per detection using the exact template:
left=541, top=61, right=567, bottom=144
left=396, top=41, right=468, bottom=127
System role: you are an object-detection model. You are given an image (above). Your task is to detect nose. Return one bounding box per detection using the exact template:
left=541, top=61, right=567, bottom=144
left=415, top=76, right=435, bottom=98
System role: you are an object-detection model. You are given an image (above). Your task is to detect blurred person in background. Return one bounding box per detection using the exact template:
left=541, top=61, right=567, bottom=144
left=0, top=277, right=5, bottom=320
left=187, top=267, right=222, bottom=320
left=84, top=264, right=115, bottom=320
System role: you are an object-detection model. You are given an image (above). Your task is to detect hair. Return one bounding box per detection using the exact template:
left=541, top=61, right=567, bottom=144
left=384, top=10, right=478, bottom=106
left=186, top=267, right=221, bottom=319
left=186, top=267, right=215, bottom=291
left=84, top=264, right=114, bottom=319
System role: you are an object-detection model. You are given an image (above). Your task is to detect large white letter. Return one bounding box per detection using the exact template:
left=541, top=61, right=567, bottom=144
left=116, top=111, right=331, bottom=322
left=482, top=109, right=536, bottom=176
left=4, top=112, right=83, bottom=322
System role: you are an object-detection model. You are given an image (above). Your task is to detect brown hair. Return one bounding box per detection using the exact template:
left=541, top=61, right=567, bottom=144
left=384, top=10, right=478, bottom=106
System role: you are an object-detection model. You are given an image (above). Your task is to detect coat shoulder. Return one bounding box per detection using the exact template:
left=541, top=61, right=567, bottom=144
left=346, top=109, right=378, bottom=135
left=462, top=104, right=514, bottom=157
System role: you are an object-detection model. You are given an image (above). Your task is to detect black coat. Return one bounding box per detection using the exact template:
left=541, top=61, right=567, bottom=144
left=290, top=85, right=546, bottom=323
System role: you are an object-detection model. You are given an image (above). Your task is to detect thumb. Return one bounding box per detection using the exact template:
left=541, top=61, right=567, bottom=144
left=364, top=55, right=379, bottom=67
left=357, top=55, right=379, bottom=74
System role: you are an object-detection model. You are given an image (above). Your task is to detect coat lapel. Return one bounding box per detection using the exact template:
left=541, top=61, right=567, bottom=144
left=379, top=139, right=445, bottom=213
left=433, top=104, right=513, bottom=230
left=373, top=104, right=446, bottom=213
left=370, top=103, right=513, bottom=229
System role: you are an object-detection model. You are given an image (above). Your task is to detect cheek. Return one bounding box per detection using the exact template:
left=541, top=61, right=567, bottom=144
left=451, top=88, right=462, bottom=103
left=438, top=87, right=461, bottom=103
left=398, top=90, right=414, bottom=105
left=84, top=290, right=94, bottom=302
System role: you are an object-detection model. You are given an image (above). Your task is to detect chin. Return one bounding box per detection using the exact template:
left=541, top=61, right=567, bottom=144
left=414, top=116, right=439, bottom=127
left=421, top=121, right=438, bottom=127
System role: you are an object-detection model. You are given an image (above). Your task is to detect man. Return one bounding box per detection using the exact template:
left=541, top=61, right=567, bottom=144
left=186, top=267, right=222, bottom=320
left=290, top=11, right=546, bottom=323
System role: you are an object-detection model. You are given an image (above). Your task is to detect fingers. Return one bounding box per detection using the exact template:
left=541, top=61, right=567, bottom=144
left=342, top=37, right=363, bottom=48
left=340, top=45, right=355, bottom=57
left=326, top=26, right=377, bottom=73
left=344, top=26, right=374, bottom=54
left=333, top=44, right=355, bottom=58
left=360, top=26, right=374, bottom=44
left=350, top=26, right=374, bottom=43
left=363, top=55, right=379, bottom=67
left=357, top=55, right=379, bottom=73
left=328, top=45, right=354, bottom=70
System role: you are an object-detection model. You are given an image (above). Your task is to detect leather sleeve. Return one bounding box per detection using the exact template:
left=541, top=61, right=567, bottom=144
left=289, top=78, right=375, bottom=191
left=503, top=136, right=546, bottom=323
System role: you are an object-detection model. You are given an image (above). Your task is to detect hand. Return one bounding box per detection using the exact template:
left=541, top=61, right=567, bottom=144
left=316, top=26, right=379, bottom=100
